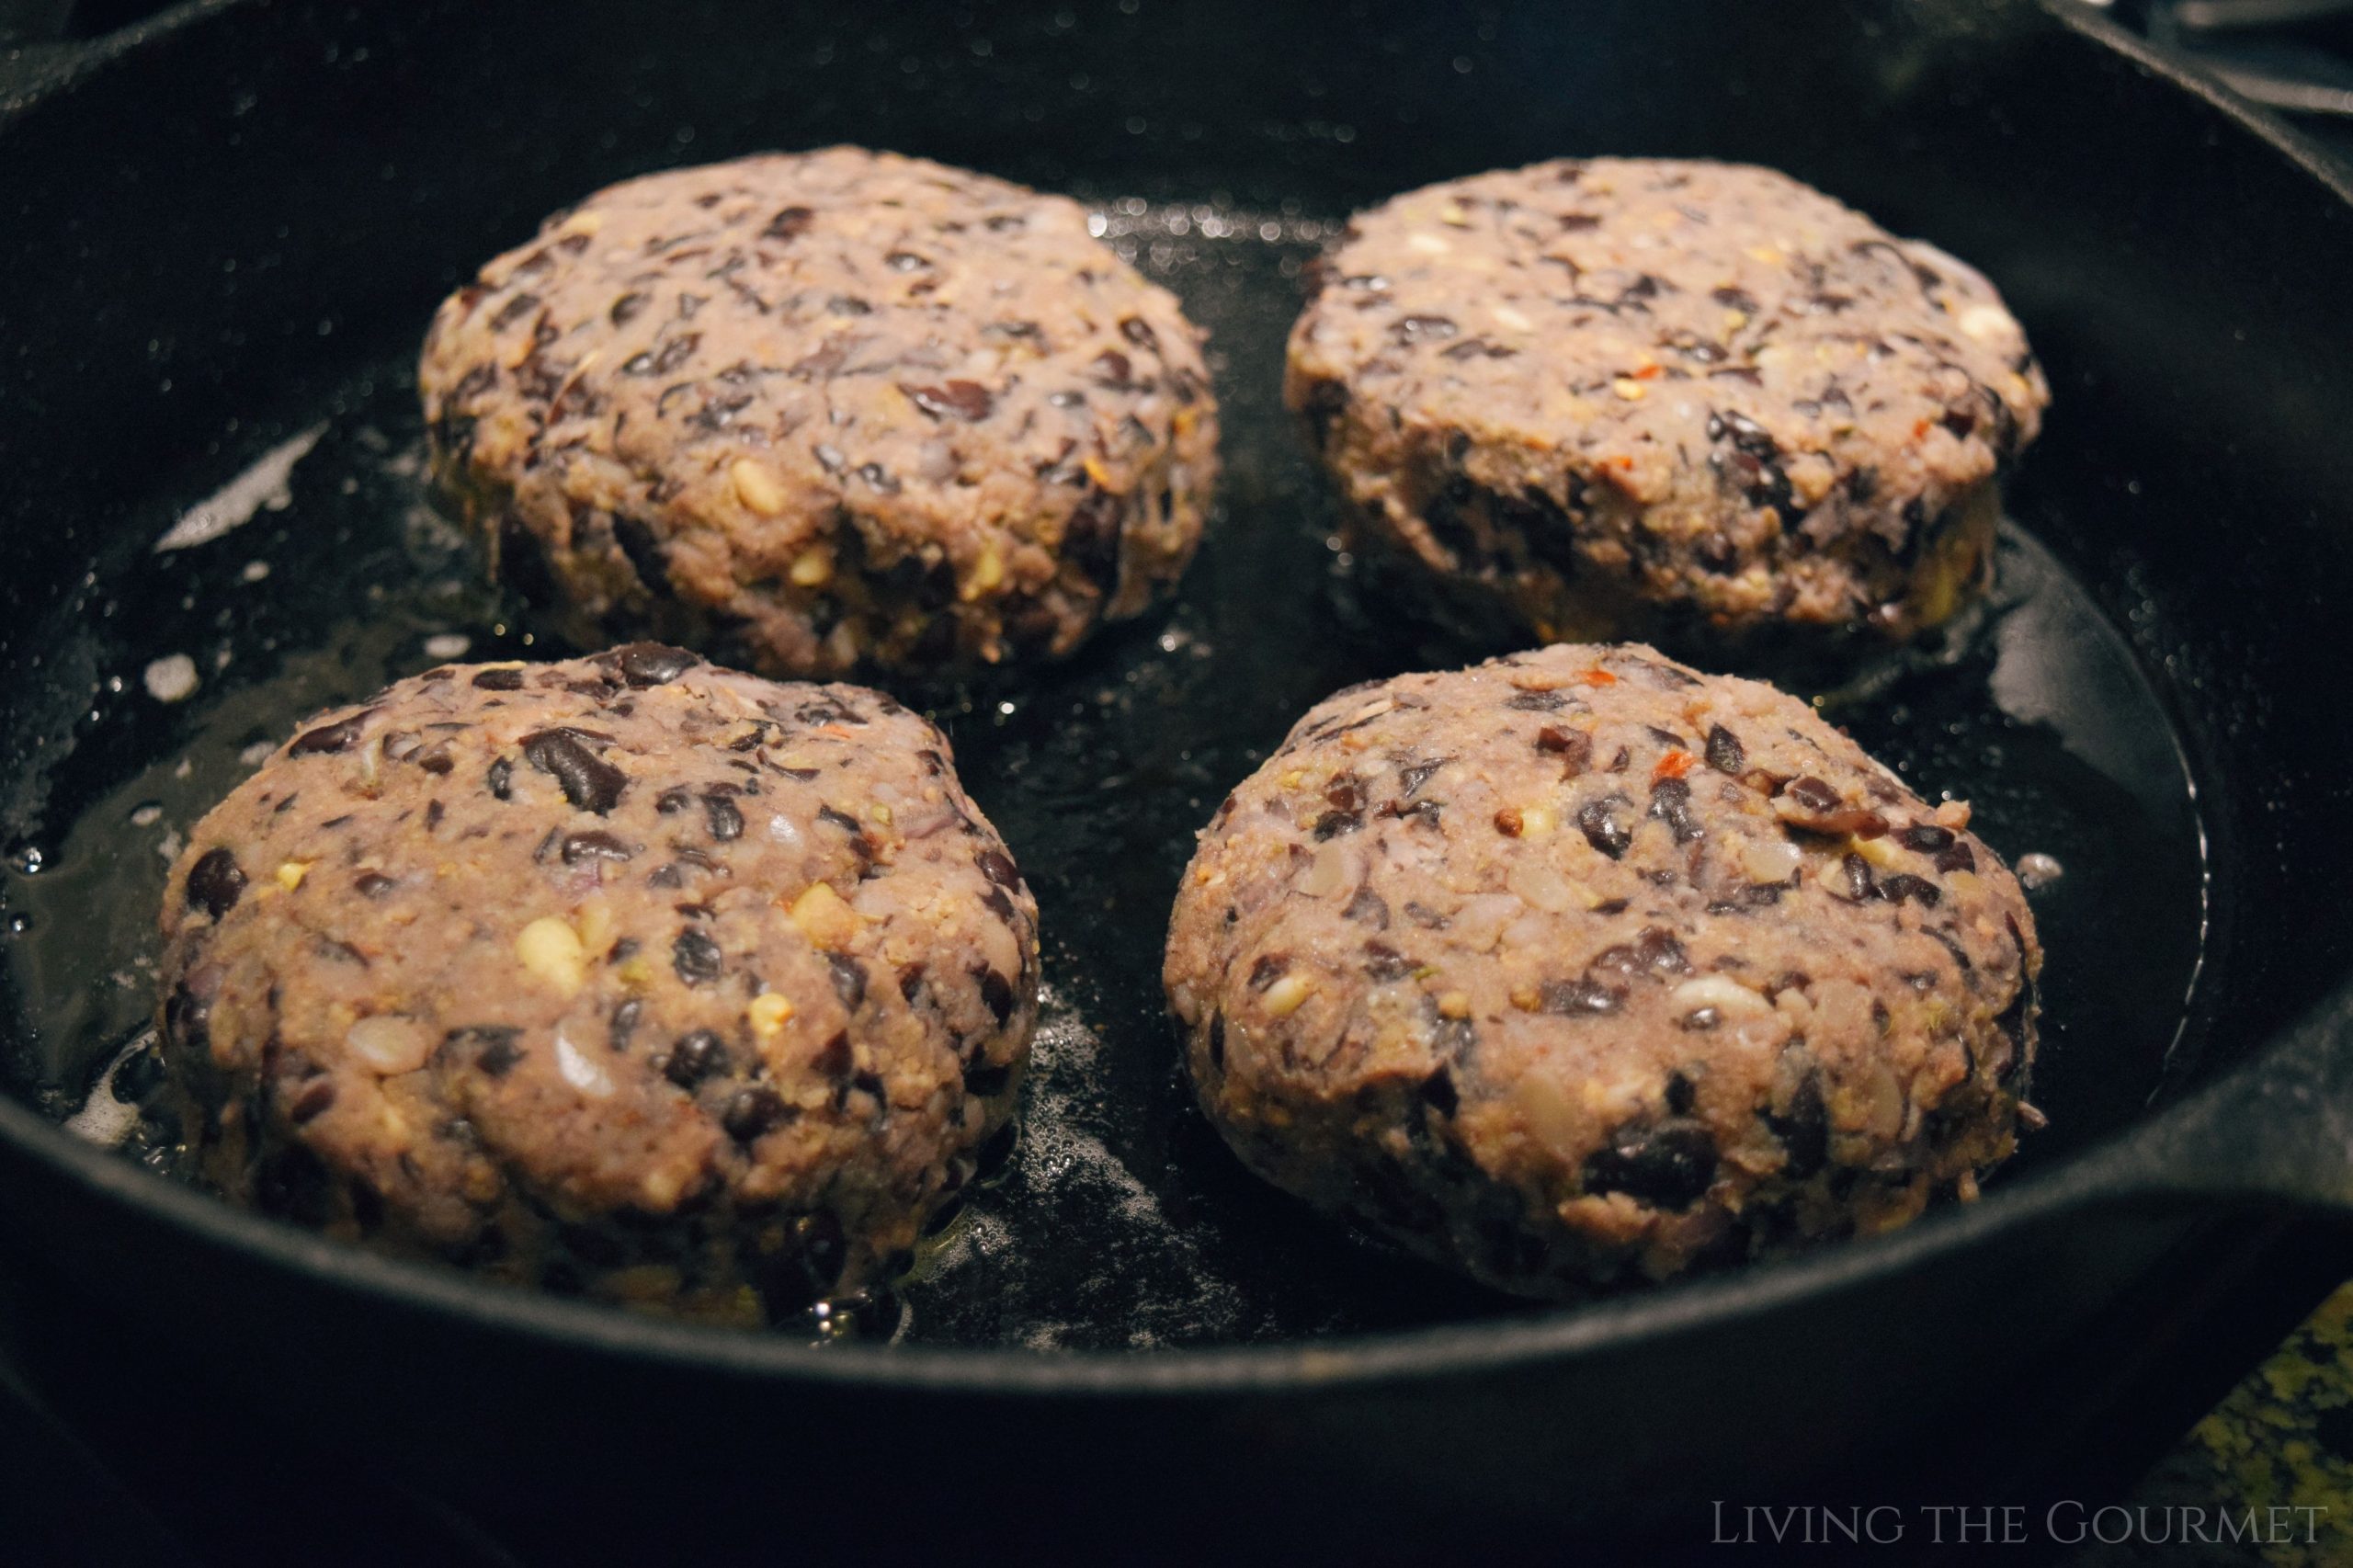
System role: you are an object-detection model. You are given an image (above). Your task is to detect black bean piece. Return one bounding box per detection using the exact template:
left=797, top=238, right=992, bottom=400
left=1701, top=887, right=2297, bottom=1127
left=976, top=848, right=1022, bottom=890
left=163, top=983, right=210, bottom=1055
left=1119, top=315, right=1159, bottom=350
left=1092, top=349, right=1134, bottom=388
left=1362, top=942, right=1414, bottom=982
left=622, top=334, right=699, bottom=376
left=1247, top=954, right=1290, bottom=992
left=816, top=805, right=864, bottom=836
left=521, top=728, right=627, bottom=814
left=1420, top=1067, right=1461, bottom=1118
left=1639, top=927, right=1690, bottom=974
left=663, top=1029, right=727, bottom=1087
left=1313, top=809, right=1364, bottom=840
left=612, top=514, right=673, bottom=595
left=289, top=1078, right=337, bottom=1125
left=811, top=1031, right=853, bottom=1078
left=1398, top=758, right=1448, bottom=797
left=1765, top=1072, right=1830, bottom=1179
left=185, top=847, right=246, bottom=919
left=1393, top=313, right=1459, bottom=342
left=1704, top=724, right=1745, bottom=775
left=900, top=380, right=994, bottom=421
left=1583, top=1119, right=1718, bottom=1209
left=1648, top=778, right=1703, bottom=844
left=1577, top=793, right=1634, bottom=858
left=673, top=927, right=723, bottom=984
left=702, top=794, right=745, bottom=841
left=1935, top=843, right=1977, bottom=873
left=1788, top=777, right=1841, bottom=814
left=1899, top=824, right=1955, bottom=852
left=1536, top=726, right=1593, bottom=772
left=762, top=205, right=814, bottom=241
left=608, top=290, right=650, bottom=325
left=827, top=953, right=868, bottom=1010
left=1343, top=885, right=1391, bottom=928
left=472, top=667, right=525, bottom=691
left=722, top=1086, right=789, bottom=1142
left=289, top=715, right=368, bottom=756
left=609, top=998, right=643, bottom=1052
left=1060, top=485, right=1124, bottom=594
left=560, top=830, right=635, bottom=865
left=657, top=787, right=692, bottom=814
left=1708, top=408, right=1778, bottom=457
left=355, top=871, right=397, bottom=899
left=1881, top=873, right=1941, bottom=906
left=608, top=642, right=699, bottom=687
left=1541, top=978, right=1622, bottom=1015
left=446, top=1026, right=524, bottom=1078
left=487, top=757, right=514, bottom=800
left=1836, top=852, right=1879, bottom=902
left=1506, top=690, right=1567, bottom=711
left=1682, top=1006, right=1722, bottom=1031
left=1665, top=1070, right=1697, bottom=1116
left=975, top=967, right=1016, bottom=1026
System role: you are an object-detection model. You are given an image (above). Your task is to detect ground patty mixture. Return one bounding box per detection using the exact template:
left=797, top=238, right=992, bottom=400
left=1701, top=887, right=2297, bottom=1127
left=420, top=147, right=1219, bottom=676
left=155, top=645, right=1038, bottom=1323
left=1164, top=642, right=2040, bottom=1295
left=1286, top=158, right=2050, bottom=646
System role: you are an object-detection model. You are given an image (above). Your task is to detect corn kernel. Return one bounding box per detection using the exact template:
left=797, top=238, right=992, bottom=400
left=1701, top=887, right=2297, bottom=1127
left=964, top=546, right=1005, bottom=597
left=517, top=915, right=586, bottom=997
left=1263, top=973, right=1313, bottom=1017
left=747, top=993, right=794, bottom=1040
left=730, top=458, right=790, bottom=517
left=789, top=545, right=834, bottom=587
left=786, top=881, right=864, bottom=949
left=274, top=860, right=311, bottom=892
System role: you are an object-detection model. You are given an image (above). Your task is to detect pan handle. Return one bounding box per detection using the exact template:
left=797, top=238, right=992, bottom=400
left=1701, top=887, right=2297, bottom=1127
left=2092, top=997, right=2353, bottom=1217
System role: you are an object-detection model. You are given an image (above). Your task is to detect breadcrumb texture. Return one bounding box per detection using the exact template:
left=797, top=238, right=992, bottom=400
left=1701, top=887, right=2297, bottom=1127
left=422, top=147, right=1218, bottom=676
left=1286, top=158, right=2049, bottom=643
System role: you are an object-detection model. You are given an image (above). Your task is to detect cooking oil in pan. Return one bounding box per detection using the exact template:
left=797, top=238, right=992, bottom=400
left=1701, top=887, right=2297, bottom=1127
left=0, top=201, right=2210, bottom=1347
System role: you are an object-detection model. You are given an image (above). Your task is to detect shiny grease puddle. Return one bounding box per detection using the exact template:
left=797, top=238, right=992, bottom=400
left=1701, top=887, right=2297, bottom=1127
left=0, top=202, right=2208, bottom=1349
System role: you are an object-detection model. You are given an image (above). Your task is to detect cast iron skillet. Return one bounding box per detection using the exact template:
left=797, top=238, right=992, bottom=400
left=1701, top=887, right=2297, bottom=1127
left=3, top=0, right=2353, bottom=1553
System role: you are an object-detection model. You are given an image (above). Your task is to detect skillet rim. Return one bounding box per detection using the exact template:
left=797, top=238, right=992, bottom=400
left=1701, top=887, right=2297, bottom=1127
left=0, top=0, right=2347, bottom=1397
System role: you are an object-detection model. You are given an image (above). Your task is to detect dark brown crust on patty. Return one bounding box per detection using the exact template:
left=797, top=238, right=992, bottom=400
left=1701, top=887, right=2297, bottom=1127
left=1286, top=158, right=2049, bottom=644
left=421, top=147, right=1219, bottom=676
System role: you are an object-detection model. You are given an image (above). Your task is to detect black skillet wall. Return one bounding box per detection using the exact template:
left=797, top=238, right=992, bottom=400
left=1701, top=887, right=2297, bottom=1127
left=3, top=0, right=2351, bottom=1099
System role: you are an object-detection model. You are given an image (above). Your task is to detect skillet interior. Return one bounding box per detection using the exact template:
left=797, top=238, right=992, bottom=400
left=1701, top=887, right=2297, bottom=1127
left=0, top=0, right=2347, bottom=1367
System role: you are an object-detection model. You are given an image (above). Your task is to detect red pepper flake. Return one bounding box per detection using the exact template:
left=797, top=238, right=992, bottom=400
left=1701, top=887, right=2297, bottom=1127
left=1574, top=668, right=1619, bottom=687
left=1652, top=749, right=1695, bottom=782
left=1632, top=362, right=1662, bottom=380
